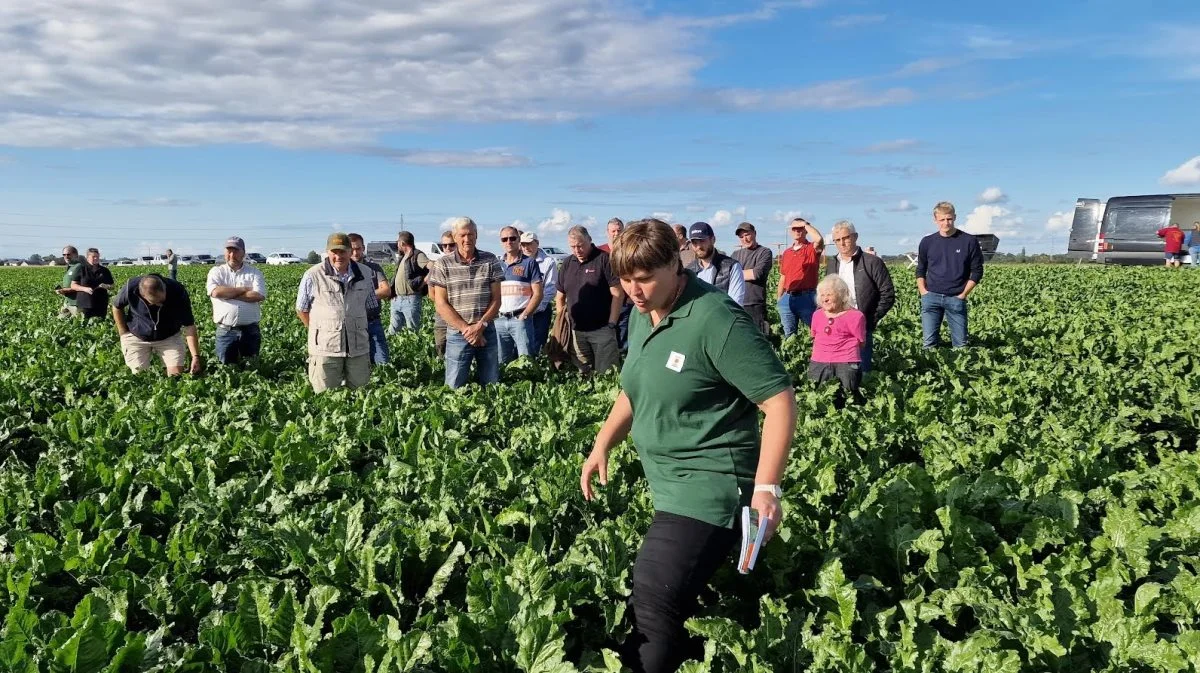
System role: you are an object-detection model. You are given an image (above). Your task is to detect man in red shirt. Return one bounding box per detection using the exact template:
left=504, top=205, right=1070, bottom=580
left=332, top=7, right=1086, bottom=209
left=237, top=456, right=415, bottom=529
left=776, top=217, right=825, bottom=336
left=1157, top=222, right=1186, bottom=268
left=598, top=218, right=624, bottom=253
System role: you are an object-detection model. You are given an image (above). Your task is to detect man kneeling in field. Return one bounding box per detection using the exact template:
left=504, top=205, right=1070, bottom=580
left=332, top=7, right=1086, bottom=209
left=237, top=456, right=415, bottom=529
left=112, top=274, right=203, bottom=375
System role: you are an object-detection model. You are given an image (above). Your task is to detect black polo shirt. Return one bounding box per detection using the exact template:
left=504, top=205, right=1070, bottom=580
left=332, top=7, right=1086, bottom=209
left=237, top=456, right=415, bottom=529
left=557, top=246, right=619, bottom=331
left=114, top=275, right=196, bottom=341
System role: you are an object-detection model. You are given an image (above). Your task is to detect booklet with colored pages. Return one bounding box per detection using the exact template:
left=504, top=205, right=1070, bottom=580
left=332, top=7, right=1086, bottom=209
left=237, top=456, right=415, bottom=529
left=737, top=506, right=769, bottom=574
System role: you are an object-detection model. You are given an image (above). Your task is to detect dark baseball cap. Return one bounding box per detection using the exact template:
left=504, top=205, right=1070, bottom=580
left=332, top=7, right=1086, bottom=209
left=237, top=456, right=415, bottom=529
left=734, top=222, right=756, bottom=235
left=327, top=232, right=351, bottom=251
left=688, top=222, right=715, bottom=240
left=224, top=236, right=245, bottom=251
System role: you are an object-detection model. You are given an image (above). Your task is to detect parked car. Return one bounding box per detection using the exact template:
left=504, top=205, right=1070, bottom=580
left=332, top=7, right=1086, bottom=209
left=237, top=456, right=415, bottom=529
left=136, top=255, right=159, bottom=266
left=267, top=252, right=305, bottom=265
left=193, top=254, right=217, bottom=265
left=366, top=241, right=399, bottom=266
left=1067, top=193, right=1200, bottom=265
left=246, top=253, right=266, bottom=264
left=413, top=241, right=446, bottom=262
left=115, top=258, right=137, bottom=267
left=176, top=255, right=196, bottom=265
left=539, top=246, right=570, bottom=264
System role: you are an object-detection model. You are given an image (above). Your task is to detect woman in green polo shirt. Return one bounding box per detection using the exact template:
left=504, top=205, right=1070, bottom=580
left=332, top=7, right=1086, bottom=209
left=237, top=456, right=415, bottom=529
left=580, top=219, right=797, bottom=673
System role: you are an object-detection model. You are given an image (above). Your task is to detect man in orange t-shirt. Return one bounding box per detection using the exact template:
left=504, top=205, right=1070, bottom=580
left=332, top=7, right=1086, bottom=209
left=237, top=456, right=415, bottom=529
left=776, top=217, right=825, bottom=336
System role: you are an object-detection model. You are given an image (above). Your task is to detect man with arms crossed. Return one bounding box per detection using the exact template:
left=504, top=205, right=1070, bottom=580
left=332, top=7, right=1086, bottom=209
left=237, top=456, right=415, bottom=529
left=206, top=236, right=266, bottom=365
left=495, top=226, right=544, bottom=363
left=916, top=202, right=984, bottom=349
left=732, top=221, right=773, bottom=333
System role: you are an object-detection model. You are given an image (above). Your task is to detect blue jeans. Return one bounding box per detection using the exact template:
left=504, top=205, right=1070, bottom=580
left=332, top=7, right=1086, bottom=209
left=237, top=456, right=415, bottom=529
left=527, top=308, right=552, bottom=356
left=495, top=315, right=530, bottom=364
left=390, top=295, right=421, bottom=332
left=617, top=302, right=633, bottom=351
left=860, top=329, right=875, bottom=373
left=777, top=291, right=816, bottom=337
left=367, top=318, right=390, bottom=365
left=921, top=292, right=968, bottom=348
left=1190, top=246, right=1200, bottom=268
left=215, top=323, right=261, bottom=364
left=445, top=323, right=500, bottom=389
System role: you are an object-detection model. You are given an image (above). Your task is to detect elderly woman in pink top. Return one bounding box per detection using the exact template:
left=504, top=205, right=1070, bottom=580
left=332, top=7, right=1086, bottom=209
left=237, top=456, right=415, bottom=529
left=809, top=276, right=867, bottom=400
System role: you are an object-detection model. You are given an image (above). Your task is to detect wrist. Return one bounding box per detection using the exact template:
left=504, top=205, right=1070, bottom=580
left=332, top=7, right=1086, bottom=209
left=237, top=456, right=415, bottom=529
left=754, top=484, right=782, bottom=497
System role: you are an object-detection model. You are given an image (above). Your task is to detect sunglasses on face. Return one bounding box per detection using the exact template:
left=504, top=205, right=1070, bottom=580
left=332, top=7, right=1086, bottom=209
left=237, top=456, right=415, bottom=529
left=500, top=236, right=518, bottom=243
left=790, top=227, right=803, bottom=232
left=441, top=243, right=455, bottom=249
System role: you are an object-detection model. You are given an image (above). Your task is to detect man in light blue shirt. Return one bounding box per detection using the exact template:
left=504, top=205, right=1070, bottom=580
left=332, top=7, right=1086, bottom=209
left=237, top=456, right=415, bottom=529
left=685, top=222, right=746, bottom=305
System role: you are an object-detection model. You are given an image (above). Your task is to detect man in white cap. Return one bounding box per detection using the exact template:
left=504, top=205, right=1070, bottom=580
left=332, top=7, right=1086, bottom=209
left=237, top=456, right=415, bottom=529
left=519, top=230, right=558, bottom=355
left=206, top=236, right=267, bottom=364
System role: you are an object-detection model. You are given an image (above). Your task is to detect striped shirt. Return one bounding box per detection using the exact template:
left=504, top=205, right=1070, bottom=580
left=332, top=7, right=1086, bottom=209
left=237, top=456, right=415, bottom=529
left=427, top=249, right=504, bottom=324
left=499, top=253, right=543, bottom=315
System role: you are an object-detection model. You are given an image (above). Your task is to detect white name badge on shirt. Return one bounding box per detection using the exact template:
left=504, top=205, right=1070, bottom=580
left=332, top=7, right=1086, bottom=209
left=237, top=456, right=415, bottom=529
left=666, top=351, right=686, bottom=372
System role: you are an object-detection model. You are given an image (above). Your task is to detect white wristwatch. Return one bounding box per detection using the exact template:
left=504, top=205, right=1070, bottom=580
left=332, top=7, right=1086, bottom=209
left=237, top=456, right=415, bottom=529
left=754, top=484, right=782, bottom=497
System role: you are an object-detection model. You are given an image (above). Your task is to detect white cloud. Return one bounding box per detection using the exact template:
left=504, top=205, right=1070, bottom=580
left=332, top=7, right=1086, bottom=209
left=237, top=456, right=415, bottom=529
left=685, top=204, right=707, bottom=213
left=652, top=211, right=675, bottom=223
left=897, top=237, right=913, bottom=247
left=865, top=208, right=880, bottom=219
left=887, top=199, right=918, bottom=212
left=439, top=217, right=461, bottom=231
left=1046, top=211, right=1074, bottom=232
left=536, top=208, right=594, bottom=234
left=851, top=139, right=922, bottom=155
left=965, top=204, right=1023, bottom=237
left=1161, top=155, right=1200, bottom=186
left=0, top=0, right=914, bottom=150
left=354, top=147, right=533, bottom=168
left=829, top=14, right=886, bottom=29
left=772, top=209, right=810, bottom=223
left=711, top=206, right=747, bottom=227
left=716, top=79, right=916, bottom=111
left=978, top=187, right=1008, bottom=204
left=107, top=197, right=198, bottom=208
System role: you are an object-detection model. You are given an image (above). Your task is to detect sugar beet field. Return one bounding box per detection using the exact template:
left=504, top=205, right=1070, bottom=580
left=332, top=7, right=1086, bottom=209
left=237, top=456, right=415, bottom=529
left=0, top=264, right=1197, bottom=672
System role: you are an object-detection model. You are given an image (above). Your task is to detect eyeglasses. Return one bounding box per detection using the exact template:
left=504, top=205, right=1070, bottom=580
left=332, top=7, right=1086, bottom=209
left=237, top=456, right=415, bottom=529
left=441, top=243, right=455, bottom=250
left=832, top=236, right=854, bottom=243
left=823, top=317, right=834, bottom=335
left=500, top=236, right=518, bottom=243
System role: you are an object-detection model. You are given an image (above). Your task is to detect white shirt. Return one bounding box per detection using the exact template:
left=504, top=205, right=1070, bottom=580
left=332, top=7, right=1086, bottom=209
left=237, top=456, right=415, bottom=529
left=837, top=252, right=858, bottom=309
left=207, top=263, right=267, bottom=326
left=534, top=249, right=558, bottom=312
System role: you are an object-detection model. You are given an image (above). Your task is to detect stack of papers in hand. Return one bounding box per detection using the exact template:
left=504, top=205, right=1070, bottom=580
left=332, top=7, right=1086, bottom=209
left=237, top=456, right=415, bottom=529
left=737, top=506, right=768, bottom=574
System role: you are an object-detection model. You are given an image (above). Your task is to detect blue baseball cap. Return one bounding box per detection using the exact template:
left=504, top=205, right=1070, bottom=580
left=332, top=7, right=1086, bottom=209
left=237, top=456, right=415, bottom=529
left=688, top=222, right=715, bottom=240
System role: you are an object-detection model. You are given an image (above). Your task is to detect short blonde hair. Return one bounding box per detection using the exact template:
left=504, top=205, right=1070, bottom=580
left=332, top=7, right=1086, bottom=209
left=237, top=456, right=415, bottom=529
left=449, top=217, right=477, bottom=234
left=816, top=275, right=852, bottom=312
left=933, top=201, right=956, bottom=217
left=831, top=220, right=857, bottom=237
left=610, top=218, right=678, bottom=277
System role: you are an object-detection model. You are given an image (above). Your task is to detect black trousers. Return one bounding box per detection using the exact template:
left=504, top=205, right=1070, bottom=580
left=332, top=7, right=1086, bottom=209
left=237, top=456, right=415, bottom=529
left=742, top=303, right=769, bottom=336
left=621, top=511, right=738, bottom=673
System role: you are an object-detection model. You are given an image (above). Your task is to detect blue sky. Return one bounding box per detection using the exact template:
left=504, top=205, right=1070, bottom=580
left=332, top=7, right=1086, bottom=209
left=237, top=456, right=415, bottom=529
left=1, top=0, right=1199, bottom=259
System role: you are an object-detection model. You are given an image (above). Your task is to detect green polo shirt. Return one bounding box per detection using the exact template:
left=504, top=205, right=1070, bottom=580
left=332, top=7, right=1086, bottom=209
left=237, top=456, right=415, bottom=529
left=60, top=262, right=82, bottom=307
left=620, top=272, right=792, bottom=529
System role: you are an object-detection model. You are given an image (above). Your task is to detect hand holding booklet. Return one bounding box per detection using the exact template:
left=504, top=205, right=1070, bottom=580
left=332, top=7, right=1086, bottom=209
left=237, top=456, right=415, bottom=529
left=737, top=506, right=770, bottom=574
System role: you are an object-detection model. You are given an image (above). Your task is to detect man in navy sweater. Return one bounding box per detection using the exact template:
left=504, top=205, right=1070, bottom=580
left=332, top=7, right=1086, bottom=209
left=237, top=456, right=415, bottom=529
left=916, top=201, right=984, bottom=348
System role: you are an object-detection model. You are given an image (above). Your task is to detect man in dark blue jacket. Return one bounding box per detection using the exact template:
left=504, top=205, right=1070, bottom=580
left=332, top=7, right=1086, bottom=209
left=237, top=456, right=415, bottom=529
left=112, top=274, right=203, bottom=375
left=916, top=201, right=984, bottom=348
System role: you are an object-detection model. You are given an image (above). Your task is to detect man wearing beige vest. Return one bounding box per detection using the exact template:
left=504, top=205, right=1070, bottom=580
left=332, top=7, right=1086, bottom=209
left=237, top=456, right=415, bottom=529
left=295, top=232, right=374, bottom=392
